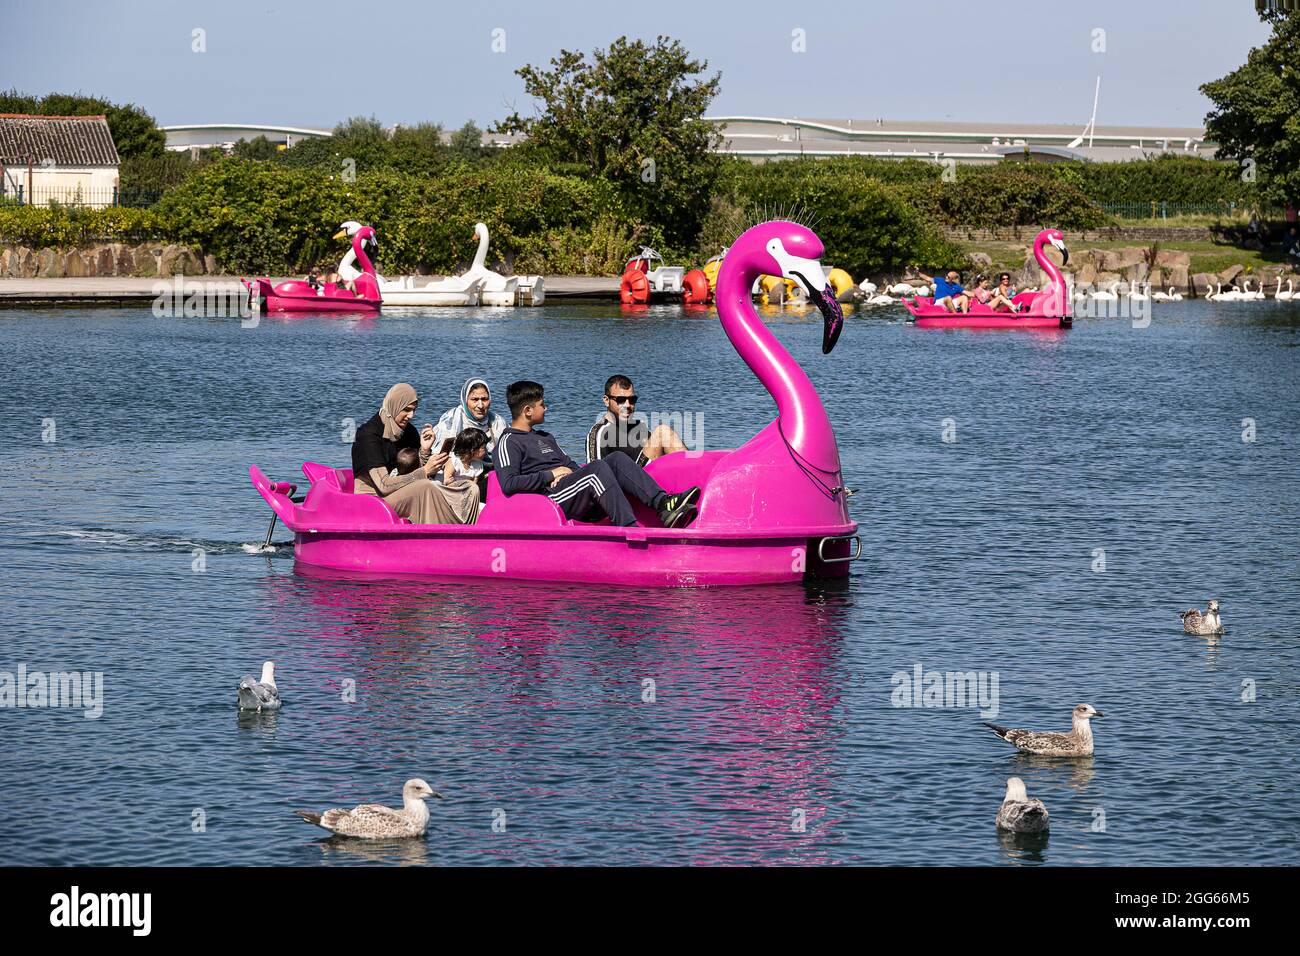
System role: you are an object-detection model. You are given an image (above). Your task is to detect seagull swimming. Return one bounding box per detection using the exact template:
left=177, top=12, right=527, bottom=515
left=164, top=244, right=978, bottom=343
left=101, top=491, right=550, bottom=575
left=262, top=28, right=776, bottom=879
left=1180, top=599, right=1224, bottom=635
left=296, top=779, right=442, bottom=839
left=237, top=661, right=281, bottom=711
left=985, top=704, right=1103, bottom=757
left=996, top=777, right=1050, bottom=833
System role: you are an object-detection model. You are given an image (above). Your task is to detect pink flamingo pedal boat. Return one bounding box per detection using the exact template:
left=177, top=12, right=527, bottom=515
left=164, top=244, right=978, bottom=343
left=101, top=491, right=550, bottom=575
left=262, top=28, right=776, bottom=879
left=904, top=228, right=1072, bottom=330
left=249, top=219, right=860, bottom=587
left=242, top=224, right=383, bottom=313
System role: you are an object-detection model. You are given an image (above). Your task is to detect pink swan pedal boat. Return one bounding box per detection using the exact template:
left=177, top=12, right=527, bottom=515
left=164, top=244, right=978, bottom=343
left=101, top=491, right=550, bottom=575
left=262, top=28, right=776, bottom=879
left=904, top=228, right=1073, bottom=330
left=242, top=225, right=383, bottom=313
left=250, top=219, right=860, bottom=587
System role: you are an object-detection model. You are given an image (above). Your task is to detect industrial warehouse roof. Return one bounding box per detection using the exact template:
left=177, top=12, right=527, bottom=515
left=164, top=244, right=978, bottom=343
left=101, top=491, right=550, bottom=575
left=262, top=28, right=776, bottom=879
left=708, top=116, right=1215, bottom=163
left=159, top=115, right=1217, bottom=165
left=0, top=114, right=120, bottom=167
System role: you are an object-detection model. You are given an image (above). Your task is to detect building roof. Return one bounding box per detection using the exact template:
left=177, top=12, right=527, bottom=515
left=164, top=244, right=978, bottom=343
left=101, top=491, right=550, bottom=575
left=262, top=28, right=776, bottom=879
left=0, top=114, right=120, bottom=167
left=709, top=116, right=1214, bottom=163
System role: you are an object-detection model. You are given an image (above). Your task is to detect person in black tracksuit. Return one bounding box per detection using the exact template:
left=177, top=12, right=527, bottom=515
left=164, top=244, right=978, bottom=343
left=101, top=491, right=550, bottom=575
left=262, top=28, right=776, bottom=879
left=495, top=381, right=700, bottom=528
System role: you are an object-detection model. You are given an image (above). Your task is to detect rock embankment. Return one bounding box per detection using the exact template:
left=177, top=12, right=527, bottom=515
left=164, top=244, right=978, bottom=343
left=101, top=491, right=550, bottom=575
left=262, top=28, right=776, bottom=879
left=1, top=243, right=215, bottom=278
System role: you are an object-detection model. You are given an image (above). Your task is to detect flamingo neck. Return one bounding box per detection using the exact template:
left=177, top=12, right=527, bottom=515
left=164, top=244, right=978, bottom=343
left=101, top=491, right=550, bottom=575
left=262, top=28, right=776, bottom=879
left=353, top=236, right=374, bottom=276
left=1034, top=235, right=1065, bottom=290
left=716, top=259, right=839, bottom=473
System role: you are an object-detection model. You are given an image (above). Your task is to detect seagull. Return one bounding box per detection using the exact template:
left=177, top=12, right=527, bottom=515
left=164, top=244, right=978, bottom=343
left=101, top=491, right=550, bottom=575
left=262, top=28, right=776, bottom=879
left=1180, top=599, right=1223, bottom=635
left=996, top=777, right=1050, bottom=833
left=237, top=661, right=281, bottom=711
left=296, top=779, right=442, bottom=839
left=985, top=704, right=1103, bottom=757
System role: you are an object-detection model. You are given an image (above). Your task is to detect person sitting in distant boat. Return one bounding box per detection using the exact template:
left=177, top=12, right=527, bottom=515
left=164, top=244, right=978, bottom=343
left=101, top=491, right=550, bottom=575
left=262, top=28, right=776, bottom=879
left=585, top=374, right=688, bottom=466
left=989, top=272, right=1022, bottom=313
left=324, top=271, right=358, bottom=296
left=351, top=383, right=480, bottom=525
left=306, top=267, right=322, bottom=292
left=967, top=274, right=993, bottom=308
left=915, top=268, right=969, bottom=312
left=433, top=378, right=507, bottom=477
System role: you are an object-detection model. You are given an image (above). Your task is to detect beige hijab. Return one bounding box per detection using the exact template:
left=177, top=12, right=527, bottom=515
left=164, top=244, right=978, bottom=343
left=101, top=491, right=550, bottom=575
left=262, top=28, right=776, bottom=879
left=380, top=383, right=418, bottom=441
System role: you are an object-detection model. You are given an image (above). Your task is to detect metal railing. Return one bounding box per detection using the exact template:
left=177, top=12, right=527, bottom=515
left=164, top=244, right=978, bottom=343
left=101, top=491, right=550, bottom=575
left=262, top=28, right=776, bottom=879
left=1098, top=201, right=1278, bottom=220
left=0, top=185, right=162, bottom=208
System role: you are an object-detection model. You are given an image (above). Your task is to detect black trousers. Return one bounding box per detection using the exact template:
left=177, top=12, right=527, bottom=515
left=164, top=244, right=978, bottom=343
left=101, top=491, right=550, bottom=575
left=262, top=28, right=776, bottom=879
left=548, top=454, right=664, bottom=526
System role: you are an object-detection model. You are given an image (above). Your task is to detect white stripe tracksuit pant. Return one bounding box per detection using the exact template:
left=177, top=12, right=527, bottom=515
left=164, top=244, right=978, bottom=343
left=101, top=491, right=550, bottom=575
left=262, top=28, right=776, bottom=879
left=548, top=452, right=664, bottom=526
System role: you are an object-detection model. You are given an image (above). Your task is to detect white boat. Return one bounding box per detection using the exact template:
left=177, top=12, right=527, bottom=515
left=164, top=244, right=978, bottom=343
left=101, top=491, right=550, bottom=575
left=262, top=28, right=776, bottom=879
left=465, top=223, right=546, bottom=306
left=335, top=220, right=483, bottom=306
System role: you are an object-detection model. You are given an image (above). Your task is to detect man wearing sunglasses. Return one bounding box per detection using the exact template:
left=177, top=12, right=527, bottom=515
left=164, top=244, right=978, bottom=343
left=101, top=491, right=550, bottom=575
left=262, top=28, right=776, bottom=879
left=496, top=380, right=700, bottom=529
left=585, top=374, right=688, bottom=466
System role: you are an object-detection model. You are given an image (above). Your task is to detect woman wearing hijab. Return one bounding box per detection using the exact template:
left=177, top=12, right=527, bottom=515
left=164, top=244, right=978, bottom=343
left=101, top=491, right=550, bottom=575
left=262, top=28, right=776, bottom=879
left=433, top=378, right=507, bottom=480
left=351, top=383, right=480, bottom=525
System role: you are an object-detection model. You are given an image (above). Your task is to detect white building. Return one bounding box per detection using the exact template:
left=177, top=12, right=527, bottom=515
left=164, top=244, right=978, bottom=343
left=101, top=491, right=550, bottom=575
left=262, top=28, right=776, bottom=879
left=0, top=114, right=121, bottom=207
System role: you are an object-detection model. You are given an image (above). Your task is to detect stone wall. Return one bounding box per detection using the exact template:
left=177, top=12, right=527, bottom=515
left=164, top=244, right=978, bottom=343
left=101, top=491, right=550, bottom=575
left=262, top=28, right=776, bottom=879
left=1016, top=245, right=1299, bottom=295
left=1, top=243, right=217, bottom=278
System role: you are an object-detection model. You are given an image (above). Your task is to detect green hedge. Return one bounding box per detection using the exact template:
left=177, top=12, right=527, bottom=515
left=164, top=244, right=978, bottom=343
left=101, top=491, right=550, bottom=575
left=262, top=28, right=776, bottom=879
left=0, top=204, right=164, bottom=246
left=729, top=159, right=965, bottom=274
left=154, top=158, right=636, bottom=274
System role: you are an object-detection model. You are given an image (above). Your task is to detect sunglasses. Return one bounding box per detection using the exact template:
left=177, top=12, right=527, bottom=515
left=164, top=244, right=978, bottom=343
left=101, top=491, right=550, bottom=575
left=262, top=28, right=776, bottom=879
left=607, top=395, right=638, bottom=405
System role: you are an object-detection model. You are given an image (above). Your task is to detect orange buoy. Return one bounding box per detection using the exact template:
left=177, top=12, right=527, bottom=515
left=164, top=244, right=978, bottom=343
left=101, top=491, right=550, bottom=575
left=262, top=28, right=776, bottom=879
left=620, top=268, right=651, bottom=304
left=682, top=269, right=711, bottom=304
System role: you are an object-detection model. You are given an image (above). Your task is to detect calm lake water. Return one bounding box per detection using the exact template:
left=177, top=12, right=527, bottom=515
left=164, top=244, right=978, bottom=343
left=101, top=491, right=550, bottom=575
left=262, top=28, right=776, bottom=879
left=0, top=299, right=1297, bottom=866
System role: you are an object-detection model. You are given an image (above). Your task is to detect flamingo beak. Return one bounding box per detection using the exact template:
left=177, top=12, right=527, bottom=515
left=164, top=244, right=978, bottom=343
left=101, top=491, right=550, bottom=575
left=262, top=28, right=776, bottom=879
left=802, top=278, right=845, bottom=354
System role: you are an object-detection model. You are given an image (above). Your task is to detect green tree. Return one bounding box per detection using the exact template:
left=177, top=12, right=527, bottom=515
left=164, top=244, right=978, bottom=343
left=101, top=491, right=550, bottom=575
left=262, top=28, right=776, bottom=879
left=1201, top=12, right=1300, bottom=207
left=0, top=90, right=166, bottom=159
left=495, top=36, right=722, bottom=247
left=231, top=135, right=280, bottom=161
left=449, top=121, right=484, bottom=158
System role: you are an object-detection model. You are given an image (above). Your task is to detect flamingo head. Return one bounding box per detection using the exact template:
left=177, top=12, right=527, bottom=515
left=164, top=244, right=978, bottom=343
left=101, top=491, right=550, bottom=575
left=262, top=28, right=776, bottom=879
left=1042, top=227, right=1069, bottom=265
left=735, top=220, right=843, bottom=353
left=334, top=220, right=377, bottom=253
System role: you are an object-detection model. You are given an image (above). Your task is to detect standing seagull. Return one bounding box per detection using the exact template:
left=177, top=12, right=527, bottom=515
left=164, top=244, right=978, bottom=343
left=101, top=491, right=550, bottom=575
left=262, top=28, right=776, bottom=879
left=985, top=704, right=1104, bottom=757
left=237, top=661, right=281, bottom=712
left=1180, top=599, right=1223, bottom=635
left=296, top=779, right=442, bottom=839
left=996, top=777, right=1050, bottom=833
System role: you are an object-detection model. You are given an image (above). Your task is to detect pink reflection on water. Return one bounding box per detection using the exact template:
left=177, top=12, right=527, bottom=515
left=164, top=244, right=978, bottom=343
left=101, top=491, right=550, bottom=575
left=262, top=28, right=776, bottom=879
left=258, top=566, right=852, bottom=863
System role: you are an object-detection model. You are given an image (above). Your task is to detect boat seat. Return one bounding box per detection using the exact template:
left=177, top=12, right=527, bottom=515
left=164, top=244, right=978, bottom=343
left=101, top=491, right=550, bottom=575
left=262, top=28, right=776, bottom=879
left=299, top=461, right=408, bottom=525
left=476, top=471, right=568, bottom=528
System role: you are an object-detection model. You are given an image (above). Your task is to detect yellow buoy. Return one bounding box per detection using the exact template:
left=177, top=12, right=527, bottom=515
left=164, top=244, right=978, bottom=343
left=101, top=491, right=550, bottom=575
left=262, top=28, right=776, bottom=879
left=827, top=268, right=855, bottom=298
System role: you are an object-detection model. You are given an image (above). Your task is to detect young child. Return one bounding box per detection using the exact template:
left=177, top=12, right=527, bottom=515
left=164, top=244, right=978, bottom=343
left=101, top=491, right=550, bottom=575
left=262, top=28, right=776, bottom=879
left=443, top=428, right=489, bottom=483
left=392, top=446, right=420, bottom=477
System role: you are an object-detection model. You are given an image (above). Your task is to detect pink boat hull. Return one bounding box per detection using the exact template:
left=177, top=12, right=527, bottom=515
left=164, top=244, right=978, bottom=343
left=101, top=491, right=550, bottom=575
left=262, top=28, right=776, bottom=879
left=905, top=227, right=1072, bottom=329
left=905, top=296, right=1070, bottom=329
left=248, top=277, right=382, bottom=313
left=252, top=428, right=858, bottom=588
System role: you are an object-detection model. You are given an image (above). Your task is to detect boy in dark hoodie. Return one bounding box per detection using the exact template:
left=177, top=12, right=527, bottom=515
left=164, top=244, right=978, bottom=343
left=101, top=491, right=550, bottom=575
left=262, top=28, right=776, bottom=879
left=494, top=380, right=699, bottom=528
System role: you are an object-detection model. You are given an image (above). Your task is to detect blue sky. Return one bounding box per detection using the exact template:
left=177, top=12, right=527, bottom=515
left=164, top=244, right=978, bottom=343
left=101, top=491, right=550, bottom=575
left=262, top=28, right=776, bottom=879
left=2, top=0, right=1274, bottom=130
